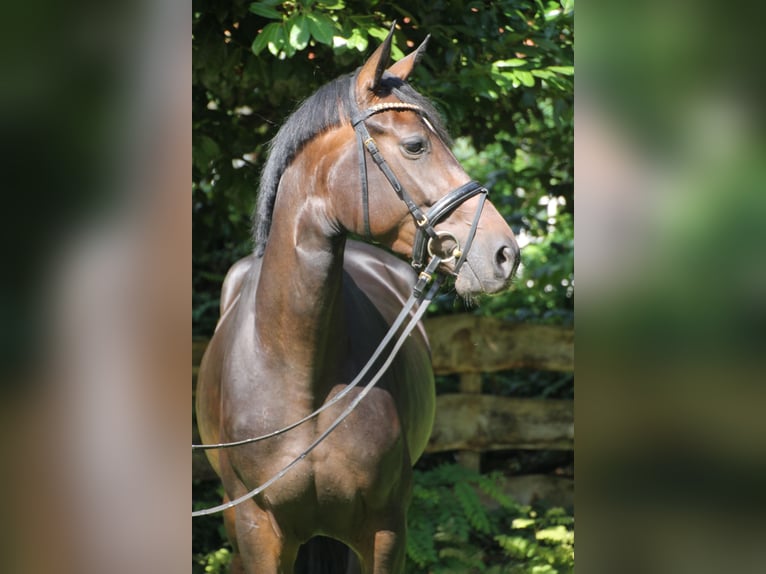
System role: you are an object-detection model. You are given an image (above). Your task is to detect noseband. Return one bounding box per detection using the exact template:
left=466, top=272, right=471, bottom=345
left=349, top=91, right=488, bottom=278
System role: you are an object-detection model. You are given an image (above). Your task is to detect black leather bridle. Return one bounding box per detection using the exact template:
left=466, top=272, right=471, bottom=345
left=348, top=88, right=488, bottom=284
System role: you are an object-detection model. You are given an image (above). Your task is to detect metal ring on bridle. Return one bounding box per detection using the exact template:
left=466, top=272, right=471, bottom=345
left=427, top=230, right=461, bottom=263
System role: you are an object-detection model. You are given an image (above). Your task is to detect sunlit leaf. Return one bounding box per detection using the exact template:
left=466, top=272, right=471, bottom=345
left=251, top=22, right=281, bottom=55
left=248, top=2, right=282, bottom=20
left=548, top=65, right=574, bottom=75
left=535, top=525, right=574, bottom=544
left=515, top=70, right=535, bottom=87
left=511, top=517, right=535, bottom=529
left=288, top=14, right=310, bottom=50
left=306, top=12, right=335, bottom=45
left=345, top=28, right=368, bottom=52
left=317, top=0, right=345, bottom=8
left=267, top=24, right=287, bottom=57
left=493, top=58, right=528, bottom=68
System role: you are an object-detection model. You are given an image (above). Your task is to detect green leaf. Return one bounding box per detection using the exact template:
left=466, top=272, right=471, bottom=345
left=345, top=28, right=368, bottom=52
left=251, top=32, right=268, bottom=55
left=515, top=70, right=536, bottom=87
left=251, top=22, right=281, bottom=55
left=287, top=14, right=310, bottom=50
left=493, top=58, right=528, bottom=68
left=306, top=12, right=335, bottom=45
left=531, top=69, right=555, bottom=79
left=248, top=2, right=282, bottom=20
left=512, top=517, right=535, bottom=529
left=278, top=28, right=295, bottom=57
left=366, top=27, right=403, bottom=59
left=367, top=26, right=390, bottom=41
left=317, top=0, right=345, bottom=9
left=255, top=22, right=287, bottom=57
left=535, top=525, right=574, bottom=544
left=547, top=65, right=574, bottom=75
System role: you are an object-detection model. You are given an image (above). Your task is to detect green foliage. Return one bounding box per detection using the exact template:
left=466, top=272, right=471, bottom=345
left=495, top=507, right=575, bottom=573
left=430, top=135, right=573, bottom=323
left=192, top=478, right=231, bottom=574
left=407, top=464, right=574, bottom=573
left=247, top=0, right=404, bottom=59
left=196, top=547, right=232, bottom=574
left=477, top=211, right=574, bottom=324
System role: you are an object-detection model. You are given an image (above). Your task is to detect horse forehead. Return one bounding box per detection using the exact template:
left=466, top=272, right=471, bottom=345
left=374, top=110, right=426, bottom=134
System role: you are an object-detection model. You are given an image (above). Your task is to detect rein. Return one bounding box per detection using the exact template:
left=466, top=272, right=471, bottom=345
left=192, top=85, right=487, bottom=518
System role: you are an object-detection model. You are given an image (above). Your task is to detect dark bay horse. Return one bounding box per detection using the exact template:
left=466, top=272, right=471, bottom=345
left=196, top=27, right=519, bottom=574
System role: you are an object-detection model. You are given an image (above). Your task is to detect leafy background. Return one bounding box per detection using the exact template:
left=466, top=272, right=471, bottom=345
left=193, top=1, right=573, bottom=571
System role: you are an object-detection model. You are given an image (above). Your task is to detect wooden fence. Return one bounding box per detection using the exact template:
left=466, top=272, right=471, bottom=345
left=193, top=315, right=574, bottom=504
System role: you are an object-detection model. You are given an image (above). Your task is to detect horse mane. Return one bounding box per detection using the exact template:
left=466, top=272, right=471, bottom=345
left=253, top=70, right=451, bottom=257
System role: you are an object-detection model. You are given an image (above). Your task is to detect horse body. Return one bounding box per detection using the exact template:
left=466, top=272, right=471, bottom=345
left=196, top=26, right=519, bottom=574
left=198, top=241, right=434, bottom=572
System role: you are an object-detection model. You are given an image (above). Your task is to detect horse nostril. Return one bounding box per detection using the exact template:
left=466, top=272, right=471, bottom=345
left=496, top=246, right=509, bottom=266
left=494, top=244, right=519, bottom=279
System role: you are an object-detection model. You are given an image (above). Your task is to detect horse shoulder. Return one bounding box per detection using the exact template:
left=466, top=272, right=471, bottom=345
left=197, top=254, right=263, bottom=473
left=218, top=254, right=260, bottom=319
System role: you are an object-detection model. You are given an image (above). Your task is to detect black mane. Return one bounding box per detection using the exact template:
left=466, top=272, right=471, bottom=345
left=253, top=70, right=451, bottom=257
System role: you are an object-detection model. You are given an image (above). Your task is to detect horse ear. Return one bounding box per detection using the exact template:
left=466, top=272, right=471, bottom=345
left=355, top=22, right=396, bottom=103
left=387, top=34, right=430, bottom=81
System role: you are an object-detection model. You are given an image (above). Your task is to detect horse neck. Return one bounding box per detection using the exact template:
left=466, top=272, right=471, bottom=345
left=254, top=150, right=348, bottom=395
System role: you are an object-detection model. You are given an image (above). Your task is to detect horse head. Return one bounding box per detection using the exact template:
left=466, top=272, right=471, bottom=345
left=328, top=26, right=520, bottom=296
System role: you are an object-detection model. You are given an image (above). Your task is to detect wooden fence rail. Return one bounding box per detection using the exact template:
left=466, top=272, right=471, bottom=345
left=193, top=316, right=573, bottom=484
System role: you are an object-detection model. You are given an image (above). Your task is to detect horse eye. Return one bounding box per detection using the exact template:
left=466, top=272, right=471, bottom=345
left=401, top=138, right=426, bottom=156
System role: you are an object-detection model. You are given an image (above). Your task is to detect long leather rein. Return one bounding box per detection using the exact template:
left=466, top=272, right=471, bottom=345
left=192, top=88, right=487, bottom=518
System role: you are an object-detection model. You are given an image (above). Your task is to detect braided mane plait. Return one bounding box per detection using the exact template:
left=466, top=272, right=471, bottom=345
left=352, top=102, right=422, bottom=125
left=364, top=102, right=423, bottom=117
left=367, top=102, right=422, bottom=115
